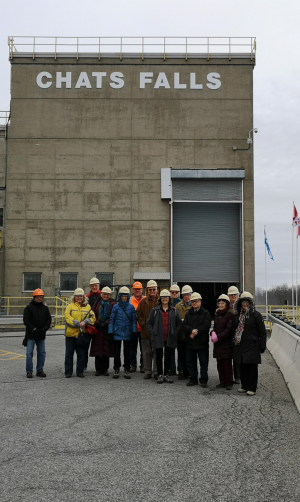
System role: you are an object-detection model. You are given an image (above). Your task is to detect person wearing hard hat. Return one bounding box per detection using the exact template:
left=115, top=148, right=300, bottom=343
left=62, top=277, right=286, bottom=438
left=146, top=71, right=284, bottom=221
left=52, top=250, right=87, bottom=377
left=169, top=284, right=181, bottom=307
left=86, top=277, right=101, bottom=308
left=90, top=287, right=116, bottom=376
left=233, top=292, right=266, bottom=396
left=129, top=282, right=145, bottom=373
left=136, top=280, right=159, bottom=379
left=227, top=285, right=241, bottom=384
left=146, top=290, right=181, bottom=384
left=175, top=285, right=193, bottom=380
left=182, top=292, right=211, bottom=387
left=64, top=288, right=96, bottom=378
left=23, top=289, right=52, bottom=378
left=108, top=287, right=137, bottom=379
left=210, top=294, right=234, bottom=390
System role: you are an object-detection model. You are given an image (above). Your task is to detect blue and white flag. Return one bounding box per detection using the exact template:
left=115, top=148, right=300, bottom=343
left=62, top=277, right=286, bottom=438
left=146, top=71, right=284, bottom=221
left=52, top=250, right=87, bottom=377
left=264, top=229, right=274, bottom=261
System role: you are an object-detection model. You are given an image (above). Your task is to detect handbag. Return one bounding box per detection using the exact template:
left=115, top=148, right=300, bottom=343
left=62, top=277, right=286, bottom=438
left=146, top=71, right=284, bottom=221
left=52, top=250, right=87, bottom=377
left=77, top=330, right=91, bottom=347
left=86, top=324, right=97, bottom=335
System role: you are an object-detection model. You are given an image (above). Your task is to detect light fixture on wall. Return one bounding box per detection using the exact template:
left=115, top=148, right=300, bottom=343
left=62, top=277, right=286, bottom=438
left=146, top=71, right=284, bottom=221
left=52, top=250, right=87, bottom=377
left=232, top=128, right=258, bottom=151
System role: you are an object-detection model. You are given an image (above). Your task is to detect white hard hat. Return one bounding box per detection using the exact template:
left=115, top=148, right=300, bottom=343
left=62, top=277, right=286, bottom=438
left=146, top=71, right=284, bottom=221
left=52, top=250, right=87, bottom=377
left=240, top=291, right=253, bottom=300
left=190, top=292, right=202, bottom=301
left=101, top=286, right=112, bottom=294
left=119, top=286, right=130, bottom=295
left=90, top=277, right=100, bottom=285
left=227, top=286, right=239, bottom=295
left=182, top=285, right=193, bottom=294
left=217, top=294, right=230, bottom=303
left=169, top=284, right=180, bottom=292
left=160, top=289, right=171, bottom=297
left=74, top=288, right=85, bottom=296
left=147, top=280, right=157, bottom=288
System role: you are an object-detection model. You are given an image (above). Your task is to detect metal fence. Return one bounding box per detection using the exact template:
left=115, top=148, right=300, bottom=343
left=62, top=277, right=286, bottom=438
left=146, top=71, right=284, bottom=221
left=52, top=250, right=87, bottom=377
left=0, top=296, right=70, bottom=329
left=8, top=36, right=256, bottom=61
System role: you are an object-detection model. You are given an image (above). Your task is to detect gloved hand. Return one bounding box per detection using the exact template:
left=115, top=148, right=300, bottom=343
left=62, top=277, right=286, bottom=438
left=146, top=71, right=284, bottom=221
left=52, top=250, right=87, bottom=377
left=211, top=331, right=218, bottom=343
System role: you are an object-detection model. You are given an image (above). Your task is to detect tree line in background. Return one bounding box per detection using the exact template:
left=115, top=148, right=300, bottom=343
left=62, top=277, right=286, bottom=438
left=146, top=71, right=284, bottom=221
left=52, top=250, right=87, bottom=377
left=255, top=285, right=295, bottom=305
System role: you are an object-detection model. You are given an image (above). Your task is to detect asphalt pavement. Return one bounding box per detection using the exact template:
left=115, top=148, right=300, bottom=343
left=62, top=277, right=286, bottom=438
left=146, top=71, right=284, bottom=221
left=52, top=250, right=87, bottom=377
left=0, top=331, right=299, bottom=502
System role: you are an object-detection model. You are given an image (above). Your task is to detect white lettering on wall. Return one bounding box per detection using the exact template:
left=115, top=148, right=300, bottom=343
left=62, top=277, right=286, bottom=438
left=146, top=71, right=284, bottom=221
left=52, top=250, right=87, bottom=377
left=154, top=73, right=171, bottom=89
left=190, top=73, right=203, bottom=90
left=110, top=72, right=125, bottom=89
left=36, top=72, right=52, bottom=88
left=56, top=72, right=72, bottom=89
left=174, top=73, right=187, bottom=89
left=75, top=72, right=92, bottom=89
left=140, top=72, right=153, bottom=88
left=92, top=72, right=107, bottom=88
left=206, top=72, right=221, bottom=90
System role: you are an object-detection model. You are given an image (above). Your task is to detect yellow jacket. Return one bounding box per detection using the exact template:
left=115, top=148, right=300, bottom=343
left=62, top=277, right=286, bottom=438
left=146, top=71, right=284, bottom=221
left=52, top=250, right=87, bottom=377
left=64, top=300, right=96, bottom=338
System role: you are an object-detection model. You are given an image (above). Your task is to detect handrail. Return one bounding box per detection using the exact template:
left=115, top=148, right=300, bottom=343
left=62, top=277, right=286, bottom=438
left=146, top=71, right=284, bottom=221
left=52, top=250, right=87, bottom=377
left=0, top=296, right=70, bottom=329
left=268, top=313, right=300, bottom=338
left=7, top=36, right=256, bottom=61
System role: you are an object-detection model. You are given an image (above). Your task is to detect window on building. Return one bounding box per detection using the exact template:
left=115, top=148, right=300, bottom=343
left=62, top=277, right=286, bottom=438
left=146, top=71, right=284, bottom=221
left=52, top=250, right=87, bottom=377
left=0, top=208, right=3, bottom=227
left=23, top=273, right=42, bottom=292
left=59, top=273, right=78, bottom=292
left=95, top=272, right=114, bottom=288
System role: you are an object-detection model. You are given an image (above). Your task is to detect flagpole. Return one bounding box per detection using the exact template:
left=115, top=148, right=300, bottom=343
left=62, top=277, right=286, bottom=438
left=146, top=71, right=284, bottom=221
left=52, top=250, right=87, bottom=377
left=264, top=225, right=267, bottom=321
left=292, top=202, right=295, bottom=321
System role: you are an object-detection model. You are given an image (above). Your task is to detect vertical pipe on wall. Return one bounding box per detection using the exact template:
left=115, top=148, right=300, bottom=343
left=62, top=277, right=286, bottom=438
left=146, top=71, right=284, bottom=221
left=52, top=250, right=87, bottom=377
left=242, top=179, right=245, bottom=291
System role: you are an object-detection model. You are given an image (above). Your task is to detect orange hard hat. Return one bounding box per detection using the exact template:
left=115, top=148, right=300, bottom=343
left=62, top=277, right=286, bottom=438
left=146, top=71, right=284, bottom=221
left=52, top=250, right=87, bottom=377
left=32, top=288, right=44, bottom=297
left=132, top=281, right=143, bottom=289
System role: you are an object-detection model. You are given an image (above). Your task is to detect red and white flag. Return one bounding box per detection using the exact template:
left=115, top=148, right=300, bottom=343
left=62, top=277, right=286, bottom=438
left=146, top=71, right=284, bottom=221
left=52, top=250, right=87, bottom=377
left=293, top=203, right=298, bottom=226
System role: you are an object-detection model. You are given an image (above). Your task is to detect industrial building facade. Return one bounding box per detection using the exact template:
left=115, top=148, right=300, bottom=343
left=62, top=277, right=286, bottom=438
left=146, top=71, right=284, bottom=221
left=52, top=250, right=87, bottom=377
left=0, top=37, right=256, bottom=309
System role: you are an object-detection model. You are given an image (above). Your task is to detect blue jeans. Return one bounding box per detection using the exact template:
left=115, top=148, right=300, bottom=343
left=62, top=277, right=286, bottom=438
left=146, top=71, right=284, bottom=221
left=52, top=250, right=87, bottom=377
left=186, top=347, right=209, bottom=383
left=26, top=339, right=46, bottom=373
left=65, top=337, right=85, bottom=376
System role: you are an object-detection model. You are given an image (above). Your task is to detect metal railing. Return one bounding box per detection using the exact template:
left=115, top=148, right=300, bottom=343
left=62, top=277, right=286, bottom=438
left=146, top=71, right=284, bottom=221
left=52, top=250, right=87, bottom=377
left=256, top=305, right=300, bottom=332
left=7, top=36, right=256, bottom=61
left=0, top=296, right=70, bottom=329
left=0, top=111, right=10, bottom=127
left=268, top=313, right=300, bottom=338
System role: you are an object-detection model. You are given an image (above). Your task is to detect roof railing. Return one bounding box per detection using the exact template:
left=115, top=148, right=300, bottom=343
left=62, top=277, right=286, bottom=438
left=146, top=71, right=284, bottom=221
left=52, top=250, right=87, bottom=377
left=8, top=36, right=256, bottom=61
left=0, top=111, right=10, bottom=127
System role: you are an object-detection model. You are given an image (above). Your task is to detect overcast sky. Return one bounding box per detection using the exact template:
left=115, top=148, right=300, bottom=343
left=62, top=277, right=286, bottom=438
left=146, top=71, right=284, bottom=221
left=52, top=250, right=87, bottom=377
left=0, top=0, right=299, bottom=289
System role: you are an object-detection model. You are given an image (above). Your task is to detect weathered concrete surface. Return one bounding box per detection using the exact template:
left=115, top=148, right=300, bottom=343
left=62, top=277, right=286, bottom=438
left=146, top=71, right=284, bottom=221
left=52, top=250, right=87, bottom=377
left=0, top=334, right=299, bottom=502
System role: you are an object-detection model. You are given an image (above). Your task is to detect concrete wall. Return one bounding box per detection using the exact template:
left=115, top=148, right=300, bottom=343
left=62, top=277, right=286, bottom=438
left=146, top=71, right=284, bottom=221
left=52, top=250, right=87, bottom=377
left=5, top=57, right=255, bottom=296
left=267, top=323, right=300, bottom=413
left=0, top=128, right=6, bottom=295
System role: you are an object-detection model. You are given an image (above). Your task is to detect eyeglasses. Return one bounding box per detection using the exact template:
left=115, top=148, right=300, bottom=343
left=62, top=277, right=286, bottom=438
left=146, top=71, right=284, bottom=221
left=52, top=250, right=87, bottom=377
left=148, top=288, right=156, bottom=291
left=191, top=300, right=200, bottom=304
left=170, top=291, right=178, bottom=294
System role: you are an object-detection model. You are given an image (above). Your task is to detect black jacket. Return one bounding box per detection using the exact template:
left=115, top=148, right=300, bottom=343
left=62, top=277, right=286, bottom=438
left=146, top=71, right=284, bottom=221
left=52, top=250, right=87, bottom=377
left=23, top=300, right=52, bottom=340
left=233, top=298, right=266, bottom=364
left=146, top=304, right=181, bottom=350
left=182, top=306, right=211, bottom=350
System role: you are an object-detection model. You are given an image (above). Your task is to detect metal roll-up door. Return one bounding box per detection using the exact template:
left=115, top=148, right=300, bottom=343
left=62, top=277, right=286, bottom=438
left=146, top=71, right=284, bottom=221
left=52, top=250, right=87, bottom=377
left=173, top=202, right=241, bottom=282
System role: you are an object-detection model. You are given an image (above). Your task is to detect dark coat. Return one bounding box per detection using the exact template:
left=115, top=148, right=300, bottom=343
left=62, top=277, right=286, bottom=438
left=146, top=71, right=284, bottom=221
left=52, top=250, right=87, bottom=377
left=182, top=306, right=211, bottom=350
left=233, top=298, right=266, bottom=364
left=108, top=296, right=137, bottom=341
left=86, top=290, right=101, bottom=309
left=146, top=303, right=182, bottom=350
left=90, top=297, right=116, bottom=358
left=136, top=295, right=159, bottom=339
left=212, top=308, right=234, bottom=359
left=23, top=300, right=52, bottom=340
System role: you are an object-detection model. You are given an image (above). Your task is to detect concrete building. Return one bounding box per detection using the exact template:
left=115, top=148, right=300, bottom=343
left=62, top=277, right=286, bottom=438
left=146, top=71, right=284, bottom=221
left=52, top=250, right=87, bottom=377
left=1, top=37, right=256, bottom=311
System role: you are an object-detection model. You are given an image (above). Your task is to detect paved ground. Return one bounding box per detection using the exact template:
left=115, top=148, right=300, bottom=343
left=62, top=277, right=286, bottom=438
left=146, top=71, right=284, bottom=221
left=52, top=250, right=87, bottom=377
left=0, top=331, right=299, bottom=502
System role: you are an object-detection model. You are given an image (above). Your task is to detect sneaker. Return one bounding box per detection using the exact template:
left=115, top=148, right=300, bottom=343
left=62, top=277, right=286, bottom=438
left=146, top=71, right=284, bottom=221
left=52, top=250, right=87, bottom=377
left=65, top=374, right=72, bottom=378
left=237, top=388, right=247, bottom=393
left=143, top=374, right=151, bottom=379
left=216, top=383, right=226, bottom=389
left=77, top=374, right=84, bottom=378
left=226, top=385, right=233, bottom=390
left=186, top=380, right=198, bottom=386
left=26, top=372, right=33, bottom=378
left=157, top=375, right=164, bottom=384
left=246, top=391, right=256, bottom=396
left=140, top=366, right=145, bottom=373
left=164, top=375, right=174, bottom=384
left=36, top=371, right=46, bottom=377
left=129, top=366, right=136, bottom=373
left=95, top=371, right=101, bottom=376
left=113, top=369, right=120, bottom=379
left=124, top=370, right=131, bottom=379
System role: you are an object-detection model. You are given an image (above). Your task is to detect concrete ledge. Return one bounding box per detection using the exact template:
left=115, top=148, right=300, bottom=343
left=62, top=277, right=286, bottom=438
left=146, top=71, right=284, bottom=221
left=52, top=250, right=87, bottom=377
left=267, top=323, right=300, bottom=412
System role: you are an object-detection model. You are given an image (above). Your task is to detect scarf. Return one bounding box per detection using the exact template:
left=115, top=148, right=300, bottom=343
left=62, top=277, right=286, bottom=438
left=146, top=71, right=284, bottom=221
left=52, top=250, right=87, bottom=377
left=234, top=307, right=250, bottom=345
left=99, top=299, right=110, bottom=323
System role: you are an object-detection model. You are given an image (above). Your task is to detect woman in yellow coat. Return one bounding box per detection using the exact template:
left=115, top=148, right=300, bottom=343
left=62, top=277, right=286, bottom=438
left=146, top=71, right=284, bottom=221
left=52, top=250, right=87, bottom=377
left=64, top=288, right=96, bottom=378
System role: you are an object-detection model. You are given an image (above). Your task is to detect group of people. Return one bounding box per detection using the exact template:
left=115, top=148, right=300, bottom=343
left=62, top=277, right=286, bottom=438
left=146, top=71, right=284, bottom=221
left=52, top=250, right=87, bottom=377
left=23, top=278, right=267, bottom=395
